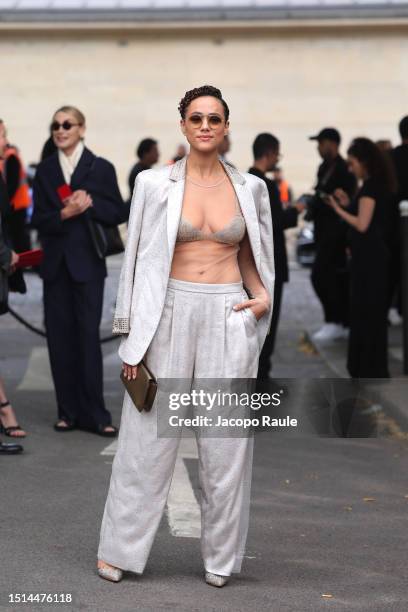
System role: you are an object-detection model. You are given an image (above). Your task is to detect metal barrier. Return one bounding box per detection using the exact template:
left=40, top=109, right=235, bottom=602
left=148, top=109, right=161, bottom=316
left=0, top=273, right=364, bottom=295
left=7, top=306, right=117, bottom=344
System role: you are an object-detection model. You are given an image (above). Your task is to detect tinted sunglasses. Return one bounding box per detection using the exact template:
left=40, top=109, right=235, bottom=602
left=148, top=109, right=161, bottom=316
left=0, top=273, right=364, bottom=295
left=187, top=114, right=224, bottom=129
left=51, top=120, right=81, bottom=132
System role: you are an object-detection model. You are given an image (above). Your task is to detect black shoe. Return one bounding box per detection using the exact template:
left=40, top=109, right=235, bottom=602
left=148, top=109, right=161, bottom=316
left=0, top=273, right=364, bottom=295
left=54, top=419, right=76, bottom=432
left=0, top=400, right=27, bottom=438
left=0, top=441, right=24, bottom=454
left=76, top=423, right=118, bottom=437
left=0, top=422, right=27, bottom=438
left=96, top=424, right=118, bottom=438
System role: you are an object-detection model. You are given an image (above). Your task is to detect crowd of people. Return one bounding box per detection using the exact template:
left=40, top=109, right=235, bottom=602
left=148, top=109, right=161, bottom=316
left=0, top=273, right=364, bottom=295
left=0, top=108, right=407, bottom=455
left=305, top=122, right=407, bottom=381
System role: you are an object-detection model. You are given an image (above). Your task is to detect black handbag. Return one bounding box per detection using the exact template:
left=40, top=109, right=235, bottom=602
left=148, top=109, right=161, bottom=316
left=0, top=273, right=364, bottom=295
left=0, top=266, right=27, bottom=315
left=8, top=268, right=27, bottom=294
left=86, top=216, right=125, bottom=260
left=85, top=156, right=125, bottom=260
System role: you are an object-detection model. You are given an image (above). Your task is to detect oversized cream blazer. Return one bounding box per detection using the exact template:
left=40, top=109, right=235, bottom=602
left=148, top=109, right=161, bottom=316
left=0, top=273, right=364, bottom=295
left=113, top=156, right=275, bottom=366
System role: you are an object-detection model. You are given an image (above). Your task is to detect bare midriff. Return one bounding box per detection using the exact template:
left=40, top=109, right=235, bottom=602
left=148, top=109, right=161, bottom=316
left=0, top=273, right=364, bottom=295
left=170, top=240, right=242, bottom=283
left=169, top=173, right=246, bottom=284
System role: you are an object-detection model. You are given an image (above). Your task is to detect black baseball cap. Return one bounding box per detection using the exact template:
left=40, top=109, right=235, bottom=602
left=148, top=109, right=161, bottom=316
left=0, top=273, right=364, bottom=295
left=309, top=128, right=341, bottom=144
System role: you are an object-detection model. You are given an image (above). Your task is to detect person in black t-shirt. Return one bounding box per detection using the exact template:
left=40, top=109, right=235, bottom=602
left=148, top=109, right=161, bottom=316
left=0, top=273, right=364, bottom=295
left=127, top=138, right=159, bottom=203
left=306, top=128, right=357, bottom=342
left=389, top=116, right=408, bottom=317
left=325, top=137, right=397, bottom=378
left=392, top=116, right=408, bottom=204
left=249, top=133, right=304, bottom=379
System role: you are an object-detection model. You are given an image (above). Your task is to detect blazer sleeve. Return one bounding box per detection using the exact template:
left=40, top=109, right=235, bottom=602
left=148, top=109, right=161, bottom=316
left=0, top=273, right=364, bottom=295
left=32, top=169, right=65, bottom=236
left=112, top=172, right=146, bottom=337
left=88, top=160, right=127, bottom=226
left=259, top=181, right=276, bottom=334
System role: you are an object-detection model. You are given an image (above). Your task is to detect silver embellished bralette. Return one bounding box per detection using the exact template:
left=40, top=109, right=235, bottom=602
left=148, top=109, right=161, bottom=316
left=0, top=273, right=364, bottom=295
left=176, top=198, right=246, bottom=245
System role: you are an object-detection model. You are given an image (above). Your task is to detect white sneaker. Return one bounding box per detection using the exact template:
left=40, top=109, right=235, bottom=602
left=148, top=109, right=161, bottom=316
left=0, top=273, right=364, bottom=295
left=312, top=323, right=334, bottom=340
left=313, top=323, right=347, bottom=341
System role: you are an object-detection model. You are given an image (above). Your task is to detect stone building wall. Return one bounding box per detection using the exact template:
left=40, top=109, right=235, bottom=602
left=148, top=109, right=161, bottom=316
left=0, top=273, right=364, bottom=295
left=1, top=23, right=407, bottom=196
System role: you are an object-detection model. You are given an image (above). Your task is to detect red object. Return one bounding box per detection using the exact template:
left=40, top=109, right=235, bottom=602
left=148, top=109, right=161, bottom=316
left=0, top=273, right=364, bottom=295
left=15, top=249, right=44, bottom=269
left=57, top=184, right=73, bottom=203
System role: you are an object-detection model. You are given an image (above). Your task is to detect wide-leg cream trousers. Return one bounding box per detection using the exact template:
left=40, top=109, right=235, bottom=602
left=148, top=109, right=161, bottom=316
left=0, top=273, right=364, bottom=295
left=98, top=278, right=260, bottom=576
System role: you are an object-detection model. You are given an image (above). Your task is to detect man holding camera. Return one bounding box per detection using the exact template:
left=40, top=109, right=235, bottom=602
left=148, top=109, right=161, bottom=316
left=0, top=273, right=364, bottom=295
left=306, top=128, right=356, bottom=341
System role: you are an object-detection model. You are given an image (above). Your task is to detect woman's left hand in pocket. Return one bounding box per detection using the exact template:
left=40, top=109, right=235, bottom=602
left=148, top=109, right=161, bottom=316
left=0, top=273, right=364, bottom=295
left=233, top=296, right=270, bottom=321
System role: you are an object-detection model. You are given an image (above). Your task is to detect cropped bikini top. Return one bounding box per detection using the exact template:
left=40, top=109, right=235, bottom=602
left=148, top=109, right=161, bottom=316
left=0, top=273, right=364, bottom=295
left=176, top=198, right=246, bottom=245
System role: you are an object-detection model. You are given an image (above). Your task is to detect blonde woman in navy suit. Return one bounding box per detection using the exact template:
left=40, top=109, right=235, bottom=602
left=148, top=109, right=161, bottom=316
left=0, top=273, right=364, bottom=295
left=97, top=86, right=275, bottom=587
left=32, top=105, right=125, bottom=436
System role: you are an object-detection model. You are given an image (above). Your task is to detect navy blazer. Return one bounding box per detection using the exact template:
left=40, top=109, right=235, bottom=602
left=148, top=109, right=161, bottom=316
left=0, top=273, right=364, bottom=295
left=32, top=147, right=126, bottom=282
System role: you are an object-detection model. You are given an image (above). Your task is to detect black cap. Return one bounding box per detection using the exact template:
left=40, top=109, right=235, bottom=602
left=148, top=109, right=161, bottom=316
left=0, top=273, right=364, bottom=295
left=309, top=128, right=341, bottom=144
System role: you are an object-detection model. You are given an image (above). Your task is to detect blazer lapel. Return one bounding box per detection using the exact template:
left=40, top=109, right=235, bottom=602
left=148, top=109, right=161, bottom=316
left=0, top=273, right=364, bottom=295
left=222, top=160, right=261, bottom=268
left=167, top=157, right=186, bottom=257
left=166, top=179, right=185, bottom=257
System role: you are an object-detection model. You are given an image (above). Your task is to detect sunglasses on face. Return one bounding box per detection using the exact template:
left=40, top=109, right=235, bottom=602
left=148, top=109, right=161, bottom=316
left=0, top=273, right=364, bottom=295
left=51, top=120, right=81, bottom=132
left=187, top=114, right=224, bottom=129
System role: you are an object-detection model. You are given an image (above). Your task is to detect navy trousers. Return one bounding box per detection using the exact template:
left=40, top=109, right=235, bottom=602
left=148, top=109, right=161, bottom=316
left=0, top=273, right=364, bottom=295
left=43, top=260, right=111, bottom=429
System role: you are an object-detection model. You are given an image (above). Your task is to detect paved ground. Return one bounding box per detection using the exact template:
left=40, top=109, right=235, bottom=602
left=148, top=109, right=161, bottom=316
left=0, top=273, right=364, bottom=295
left=0, top=259, right=407, bottom=612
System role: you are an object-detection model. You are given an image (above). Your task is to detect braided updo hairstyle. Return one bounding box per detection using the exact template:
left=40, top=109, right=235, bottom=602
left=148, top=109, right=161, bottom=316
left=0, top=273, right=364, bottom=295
left=178, top=85, right=230, bottom=121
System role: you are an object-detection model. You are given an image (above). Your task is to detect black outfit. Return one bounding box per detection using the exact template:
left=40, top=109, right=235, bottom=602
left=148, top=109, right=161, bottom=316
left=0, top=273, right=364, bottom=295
left=347, top=179, right=390, bottom=378
left=0, top=179, right=22, bottom=453
left=0, top=175, right=11, bottom=271
left=248, top=167, right=299, bottom=378
left=391, top=144, right=408, bottom=203
left=310, top=156, right=356, bottom=326
left=0, top=221, right=10, bottom=267
left=389, top=144, right=408, bottom=312
left=0, top=173, right=26, bottom=297
left=32, top=147, right=126, bottom=430
left=3, top=153, right=31, bottom=253
left=0, top=174, right=12, bottom=309
left=128, top=161, right=148, bottom=202
left=0, top=173, right=12, bottom=227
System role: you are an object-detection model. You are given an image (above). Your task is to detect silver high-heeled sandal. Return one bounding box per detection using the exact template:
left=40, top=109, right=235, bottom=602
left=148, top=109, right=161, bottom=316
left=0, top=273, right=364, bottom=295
left=97, top=563, right=123, bottom=583
left=205, top=571, right=229, bottom=588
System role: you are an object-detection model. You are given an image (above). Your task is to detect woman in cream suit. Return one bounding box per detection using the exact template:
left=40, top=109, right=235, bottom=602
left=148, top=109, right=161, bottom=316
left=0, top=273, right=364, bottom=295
left=97, top=85, right=275, bottom=587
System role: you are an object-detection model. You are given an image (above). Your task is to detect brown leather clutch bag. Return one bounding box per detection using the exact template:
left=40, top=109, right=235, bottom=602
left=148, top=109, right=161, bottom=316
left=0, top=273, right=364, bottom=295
left=120, top=360, right=158, bottom=412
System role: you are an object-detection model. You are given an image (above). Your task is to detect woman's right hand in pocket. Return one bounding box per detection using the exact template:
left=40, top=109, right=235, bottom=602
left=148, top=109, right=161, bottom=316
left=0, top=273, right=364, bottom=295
left=122, top=362, right=138, bottom=380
